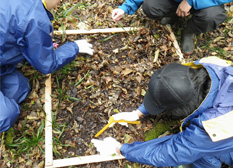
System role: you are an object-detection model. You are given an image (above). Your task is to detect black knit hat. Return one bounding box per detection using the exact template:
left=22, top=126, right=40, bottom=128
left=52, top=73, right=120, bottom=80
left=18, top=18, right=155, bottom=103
left=144, top=63, right=197, bottom=115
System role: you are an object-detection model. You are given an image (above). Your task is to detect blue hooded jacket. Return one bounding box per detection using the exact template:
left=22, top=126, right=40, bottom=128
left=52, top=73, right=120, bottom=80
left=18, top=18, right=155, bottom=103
left=120, top=57, right=233, bottom=168
left=0, top=0, right=79, bottom=76
left=119, top=0, right=232, bottom=15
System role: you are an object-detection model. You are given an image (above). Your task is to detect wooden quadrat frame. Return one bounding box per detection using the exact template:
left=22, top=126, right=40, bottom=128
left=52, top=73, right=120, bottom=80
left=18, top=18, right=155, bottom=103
left=44, top=26, right=183, bottom=167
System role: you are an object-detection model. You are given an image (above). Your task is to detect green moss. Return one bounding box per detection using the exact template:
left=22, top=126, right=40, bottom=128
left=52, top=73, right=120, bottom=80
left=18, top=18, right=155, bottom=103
left=144, top=120, right=179, bottom=141
left=5, top=128, right=15, bottom=146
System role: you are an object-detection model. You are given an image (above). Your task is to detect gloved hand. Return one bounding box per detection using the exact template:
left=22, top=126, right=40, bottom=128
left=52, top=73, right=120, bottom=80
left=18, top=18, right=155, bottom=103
left=74, top=39, right=94, bottom=55
left=112, top=8, right=125, bottom=21
left=91, top=137, right=121, bottom=155
left=109, top=110, right=140, bottom=127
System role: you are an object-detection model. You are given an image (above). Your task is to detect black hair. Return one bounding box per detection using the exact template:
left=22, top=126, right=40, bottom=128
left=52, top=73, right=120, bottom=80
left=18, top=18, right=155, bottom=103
left=164, top=67, right=211, bottom=119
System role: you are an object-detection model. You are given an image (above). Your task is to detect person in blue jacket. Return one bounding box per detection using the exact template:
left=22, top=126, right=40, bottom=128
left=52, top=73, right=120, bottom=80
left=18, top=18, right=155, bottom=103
left=112, top=0, right=232, bottom=55
left=92, top=56, right=233, bottom=168
left=0, top=0, right=94, bottom=133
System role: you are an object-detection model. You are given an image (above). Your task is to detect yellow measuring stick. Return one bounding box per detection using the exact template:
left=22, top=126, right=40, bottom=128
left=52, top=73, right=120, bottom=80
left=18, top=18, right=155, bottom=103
left=94, top=116, right=140, bottom=137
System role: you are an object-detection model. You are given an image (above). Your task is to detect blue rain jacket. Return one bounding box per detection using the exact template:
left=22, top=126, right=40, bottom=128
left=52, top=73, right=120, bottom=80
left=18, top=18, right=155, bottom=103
left=0, top=0, right=79, bottom=76
left=120, top=57, right=233, bottom=168
left=0, top=0, right=79, bottom=132
left=119, top=0, right=232, bottom=15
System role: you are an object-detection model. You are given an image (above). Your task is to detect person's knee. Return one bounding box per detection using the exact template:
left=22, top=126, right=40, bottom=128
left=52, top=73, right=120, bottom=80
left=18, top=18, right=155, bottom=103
left=205, top=12, right=226, bottom=24
left=0, top=105, right=20, bottom=132
left=195, top=6, right=227, bottom=25
left=142, top=0, right=163, bottom=19
left=0, top=93, right=20, bottom=132
left=1, top=70, right=31, bottom=103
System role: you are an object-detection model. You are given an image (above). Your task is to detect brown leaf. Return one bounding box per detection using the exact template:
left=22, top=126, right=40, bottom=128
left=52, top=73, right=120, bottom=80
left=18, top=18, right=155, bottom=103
left=136, top=86, right=141, bottom=96
left=212, top=36, right=224, bottom=43
left=135, top=76, right=142, bottom=83
left=35, top=161, right=44, bottom=168
left=228, top=31, right=233, bottom=38
left=223, top=47, right=233, bottom=51
left=121, top=68, right=133, bottom=76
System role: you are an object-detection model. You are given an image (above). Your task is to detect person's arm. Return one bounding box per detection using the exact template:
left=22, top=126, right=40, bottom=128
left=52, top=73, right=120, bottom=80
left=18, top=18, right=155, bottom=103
left=118, top=0, right=143, bottom=15
left=19, top=2, right=81, bottom=75
left=23, top=23, right=79, bottom=74
left=186, top=0, right=232, bottom=10
left=112, top=0, right=143, bottom=21
left=120, top=115, right=233, bottom=167
left=20, top=1, right=92, bottom=75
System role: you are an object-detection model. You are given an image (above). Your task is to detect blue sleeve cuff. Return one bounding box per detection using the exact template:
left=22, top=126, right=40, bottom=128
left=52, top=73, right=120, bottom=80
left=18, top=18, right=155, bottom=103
left=118, top=0, right=143, bottom=15
left=71, top=41, right=79, bottom=54
left=120, top=141, right=144, bottom=156
left=120, top=143, right=128, bottom=156
left=138, top=103, right=149, bottom=115
left=186, top=0, right=193, bottom=7
left=119, top=5, right=129, bottom=14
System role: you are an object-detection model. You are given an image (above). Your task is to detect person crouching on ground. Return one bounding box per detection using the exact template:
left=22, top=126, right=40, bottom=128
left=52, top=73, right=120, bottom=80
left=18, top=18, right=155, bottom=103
left=0, top=0, right=94, bottom=132
left=111, top=0, right=231, bottom=55
left=92, top=56, right=233, bottom=168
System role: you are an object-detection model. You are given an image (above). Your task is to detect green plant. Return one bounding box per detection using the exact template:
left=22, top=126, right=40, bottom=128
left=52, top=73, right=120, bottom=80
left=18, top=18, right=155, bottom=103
left=52, top=110, right=66, bottom=139
left=59, top=62, right=75, bottom=75
left=225, top=16, right=233, bottom=23
left=53, top=3, right=85, bottom=21
left=197, top=34, right=212, bottom=49
left=210, top=47, right=226, bottom=57
left=6, top=121, right=45, bottom=155
left=98, top=34, right=119, bottom=42
left=51, top=110, right=75, bottom=157
left=53, top=2, right=85, bottom=41
left=74, top=70, right=90, bottom=87
left=52, top=74, right=81, bottom=102
left=53, top=74, right=66, bottom=102
left=117, top=23, right=137, bottom=35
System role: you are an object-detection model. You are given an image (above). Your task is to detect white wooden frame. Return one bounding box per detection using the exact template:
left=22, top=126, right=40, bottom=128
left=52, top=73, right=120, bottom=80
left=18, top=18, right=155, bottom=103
left=45, top=26, right=183, bottom=167
left=44, top=73, right=125, bottom=168
left=53, top=27, right=139, bottom=35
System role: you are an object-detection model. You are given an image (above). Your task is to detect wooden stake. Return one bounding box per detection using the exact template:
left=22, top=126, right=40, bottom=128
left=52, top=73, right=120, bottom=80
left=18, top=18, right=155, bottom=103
left=45, top=155, right=125, bottom=168
left=45, top=74, right=53, bottom=166
left=165, top=24, right=184, bottom=62
left=53, top=27, right=139, bottom=35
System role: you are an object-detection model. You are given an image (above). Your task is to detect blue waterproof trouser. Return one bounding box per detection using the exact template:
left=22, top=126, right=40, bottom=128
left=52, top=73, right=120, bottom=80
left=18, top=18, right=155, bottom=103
left=0, top=70, right=30, bottom=132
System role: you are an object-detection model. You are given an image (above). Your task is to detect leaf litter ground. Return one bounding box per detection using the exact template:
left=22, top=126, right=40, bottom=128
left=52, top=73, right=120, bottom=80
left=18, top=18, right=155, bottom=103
left=0, top=0, right=233, bottom=168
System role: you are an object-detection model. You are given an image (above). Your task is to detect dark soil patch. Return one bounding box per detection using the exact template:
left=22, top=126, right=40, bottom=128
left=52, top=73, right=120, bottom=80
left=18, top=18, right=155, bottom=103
left=51, top=28, right=181, bottom=167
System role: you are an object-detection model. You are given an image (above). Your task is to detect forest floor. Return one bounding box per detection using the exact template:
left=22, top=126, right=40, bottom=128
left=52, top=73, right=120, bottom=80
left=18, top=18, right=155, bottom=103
left=0, top=1, right=233, bottom=168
